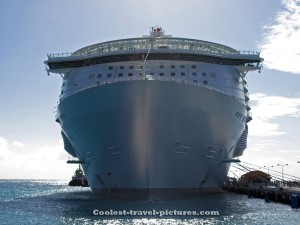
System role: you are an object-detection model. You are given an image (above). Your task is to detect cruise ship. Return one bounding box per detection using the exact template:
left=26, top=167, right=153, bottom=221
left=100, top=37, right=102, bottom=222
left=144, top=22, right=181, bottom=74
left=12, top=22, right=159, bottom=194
left=45, top=27, right=263, bottom=197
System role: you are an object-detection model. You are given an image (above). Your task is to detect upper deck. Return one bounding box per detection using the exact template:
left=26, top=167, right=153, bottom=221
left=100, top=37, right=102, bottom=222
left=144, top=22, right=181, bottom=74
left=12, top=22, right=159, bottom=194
left=45, top=27, right=263, bottom=71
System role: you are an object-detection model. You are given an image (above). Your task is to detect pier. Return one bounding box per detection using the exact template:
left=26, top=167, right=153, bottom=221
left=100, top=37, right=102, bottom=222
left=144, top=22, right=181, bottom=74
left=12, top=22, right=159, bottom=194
left=223, top=184, right=300, bottom=208
left=225, top=161, right=300, bottom=208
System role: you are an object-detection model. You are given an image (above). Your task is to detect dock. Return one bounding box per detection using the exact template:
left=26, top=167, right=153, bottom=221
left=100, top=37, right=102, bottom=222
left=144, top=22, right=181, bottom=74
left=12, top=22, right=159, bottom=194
left=223, top=184, right=300, bottom=208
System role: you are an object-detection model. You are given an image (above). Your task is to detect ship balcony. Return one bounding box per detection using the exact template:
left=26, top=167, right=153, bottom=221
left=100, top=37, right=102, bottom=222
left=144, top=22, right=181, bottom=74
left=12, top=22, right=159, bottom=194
left=234, top=64, right=261, bottom=74
left=246, top=102, right=251, bottom=111
left=55, top=112, right=59, bottom=123
left=67, top=159, right=85, bottom=164
left=246, top=111, right=252, bottom=122
left=245, top=92, right=249, bottom=101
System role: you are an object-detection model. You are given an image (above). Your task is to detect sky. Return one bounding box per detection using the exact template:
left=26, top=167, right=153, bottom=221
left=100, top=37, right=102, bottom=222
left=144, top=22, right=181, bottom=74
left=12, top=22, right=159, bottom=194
left=1, top=0, right=300, bottom=180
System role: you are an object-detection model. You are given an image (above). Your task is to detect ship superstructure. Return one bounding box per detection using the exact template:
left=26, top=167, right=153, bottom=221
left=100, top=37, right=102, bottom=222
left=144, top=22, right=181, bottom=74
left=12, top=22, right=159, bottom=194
left=45, top=27, right=263, bottom=197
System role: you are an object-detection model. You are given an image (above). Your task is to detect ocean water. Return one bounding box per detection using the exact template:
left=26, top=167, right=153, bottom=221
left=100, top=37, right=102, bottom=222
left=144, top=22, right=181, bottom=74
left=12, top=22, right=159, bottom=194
left=0, top=180, right=299, bottom=225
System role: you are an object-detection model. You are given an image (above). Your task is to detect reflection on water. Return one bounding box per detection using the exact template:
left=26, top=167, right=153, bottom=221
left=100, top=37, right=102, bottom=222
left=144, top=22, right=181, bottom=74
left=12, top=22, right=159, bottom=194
left=0, top=180, right=299, bottom=224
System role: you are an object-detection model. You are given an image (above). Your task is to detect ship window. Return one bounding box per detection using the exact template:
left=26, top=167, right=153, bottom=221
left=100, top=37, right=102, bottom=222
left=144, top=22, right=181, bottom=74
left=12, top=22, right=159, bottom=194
left=193, top=80, right=197, bottom=83
left=180, top=65, right=185, bottom=68
left=107, top=73, right=112, bottom=77
left=120, top=66, right=124, bottom=69
left=118, top=73, right=123, bottom=77
left=159, top=72, right=164, bottom=76
left=96, top=81, right=100, bottom=85
left=160, top=65, right=164, bottom=68
left=150, top=72, right=154, bottom=75
left=73, top=83, right=77, bottom=86
left=203, top=80, right=208, bottom=85
left=171, top=72, right=175, bottom=76
left=97, top=74, right=102, bottom=78
left=108, top=66, right=113, bottom=70
left=202, top=72, right=207, bottom=76
left=210, top=72, right=216, bottom=78
left=62, top=82, right=65, bottom=86
left=192, top=73, right=197, bottom=76
left=128, top=73, right=133, bottom=76
left=181, top=72, right=185, bottom=76
left=88, top=74, right=95, bottom=79
left=129, top=65, right=134, bottom=69
left=192, top=65, right=196, bottom=69
left=171, top=65, right=175, bottom=69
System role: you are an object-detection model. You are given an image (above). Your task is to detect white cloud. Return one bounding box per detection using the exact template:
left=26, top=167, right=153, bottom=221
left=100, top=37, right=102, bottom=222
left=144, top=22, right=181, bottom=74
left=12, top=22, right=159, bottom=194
left=0, top=137, right=76, bottom=179
left=243, top=92, right=300, bottom=176
left=279, top=150, right=300, bottom=152
left=0, top=137, right=8, bottom=149
left=0, top=137, right=13, bottom=160
left=251, top=93, right=300, bottom=119
left=249, top=93, right=300, bottom=136
left=249, top=140, right=284, bottom=152
left=258, top=0, right=300, bottom=74
left=249, top=119, right=286, bottom=137
left=12, top=141, right=25, bottom=148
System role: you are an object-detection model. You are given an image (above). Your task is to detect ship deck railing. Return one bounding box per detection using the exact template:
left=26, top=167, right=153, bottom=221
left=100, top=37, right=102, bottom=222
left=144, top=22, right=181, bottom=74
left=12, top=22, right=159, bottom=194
left=58, top=75, right=246, bottom=106
left=47, top=49, right=261, bottom=60
left=46, top=36, right=262, bottom=59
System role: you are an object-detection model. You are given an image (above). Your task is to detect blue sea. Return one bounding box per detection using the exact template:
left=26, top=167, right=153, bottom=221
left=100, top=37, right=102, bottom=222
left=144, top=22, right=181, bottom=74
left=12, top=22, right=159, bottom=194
left=0, top=180, right=299, bottom=224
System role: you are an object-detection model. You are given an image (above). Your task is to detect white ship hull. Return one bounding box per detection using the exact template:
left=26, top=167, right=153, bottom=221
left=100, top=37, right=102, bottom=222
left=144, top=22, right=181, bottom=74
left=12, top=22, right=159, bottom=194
left=58, top=80, right=246, bottom=194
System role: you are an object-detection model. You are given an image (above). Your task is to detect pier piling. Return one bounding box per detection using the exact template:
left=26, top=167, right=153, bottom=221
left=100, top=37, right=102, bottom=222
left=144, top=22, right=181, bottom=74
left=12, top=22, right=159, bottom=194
left=291, top=194, right=298, bottom=208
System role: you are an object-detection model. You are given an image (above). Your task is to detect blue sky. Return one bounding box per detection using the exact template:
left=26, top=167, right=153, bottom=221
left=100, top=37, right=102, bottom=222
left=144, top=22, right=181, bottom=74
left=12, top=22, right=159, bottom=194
left=1, top=0, right=300, bottom=179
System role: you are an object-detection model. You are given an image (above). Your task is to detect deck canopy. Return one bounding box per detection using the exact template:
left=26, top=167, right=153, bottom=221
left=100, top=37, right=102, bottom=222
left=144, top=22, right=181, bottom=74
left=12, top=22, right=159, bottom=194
left=70, top=37, right=241, bottom=57
left=45, top=27, right=263, bottom=70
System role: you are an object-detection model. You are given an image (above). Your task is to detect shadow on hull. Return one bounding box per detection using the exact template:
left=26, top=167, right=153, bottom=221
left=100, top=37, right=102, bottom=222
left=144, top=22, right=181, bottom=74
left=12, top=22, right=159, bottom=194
left=92, top=188, right=225, bottom=200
